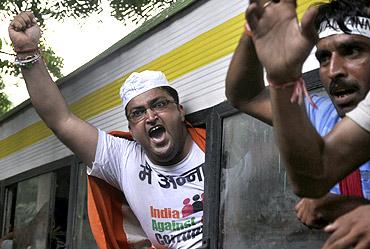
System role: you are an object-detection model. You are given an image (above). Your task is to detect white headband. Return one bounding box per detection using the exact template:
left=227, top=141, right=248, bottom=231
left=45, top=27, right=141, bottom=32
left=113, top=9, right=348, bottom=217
left=318, top=16, right=370, bottom=39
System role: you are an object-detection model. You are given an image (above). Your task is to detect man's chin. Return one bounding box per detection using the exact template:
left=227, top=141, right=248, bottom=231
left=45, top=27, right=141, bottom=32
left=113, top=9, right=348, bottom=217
left=339, top=105, right=357, bottom=115
left=332, top=101, right=356, bottom=117
left=147, top=147, right=177, bottom=165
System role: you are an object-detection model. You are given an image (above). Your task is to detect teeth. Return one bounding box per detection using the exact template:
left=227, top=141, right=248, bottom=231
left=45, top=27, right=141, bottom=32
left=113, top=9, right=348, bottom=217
left=149, top=126, right=163, bottom=135
left=150, top=126, right=161, bottom=132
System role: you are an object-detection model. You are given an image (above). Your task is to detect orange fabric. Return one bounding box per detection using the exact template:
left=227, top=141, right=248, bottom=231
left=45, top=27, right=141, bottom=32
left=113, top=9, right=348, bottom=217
left=88, top=127, right=206, bottom=249
left=88, top=176, right=130, bottom=249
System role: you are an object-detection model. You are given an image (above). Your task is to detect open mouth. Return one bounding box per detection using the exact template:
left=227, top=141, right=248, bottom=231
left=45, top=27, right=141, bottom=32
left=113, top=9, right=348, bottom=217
left=329, top=85, right=358, bottom=111
left=331, top=87, right=356, bottom=99
left=148, top=125, right=166, bottom=142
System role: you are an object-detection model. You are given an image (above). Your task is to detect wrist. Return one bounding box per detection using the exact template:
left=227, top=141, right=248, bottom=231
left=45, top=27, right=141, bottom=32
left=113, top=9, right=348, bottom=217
left=268, top=77, right=318, bottom=109
left=267, top=75, right=302, bottom=88
left=266, top=71, right=302, bottom=85
left=15, top=49, right=41, bottom=69
left=14, top=45, right=39, bottom=54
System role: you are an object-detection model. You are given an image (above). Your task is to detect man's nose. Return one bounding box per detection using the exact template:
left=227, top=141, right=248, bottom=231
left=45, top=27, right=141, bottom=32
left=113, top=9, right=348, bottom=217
left=145, top=108, right=158, bottom=122
left=328, top=54, right=346, bottom=79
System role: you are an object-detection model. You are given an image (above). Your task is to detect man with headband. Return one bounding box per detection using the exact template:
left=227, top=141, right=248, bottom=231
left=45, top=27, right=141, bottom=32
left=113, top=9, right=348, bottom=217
left=9, top=12, right=205, bottom=248
left=226, top=0, right=370, bottom=246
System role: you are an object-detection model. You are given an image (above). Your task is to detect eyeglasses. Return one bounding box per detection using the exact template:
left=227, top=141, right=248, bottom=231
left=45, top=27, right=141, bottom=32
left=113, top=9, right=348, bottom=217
left=127, top=99, right=178, bottom=123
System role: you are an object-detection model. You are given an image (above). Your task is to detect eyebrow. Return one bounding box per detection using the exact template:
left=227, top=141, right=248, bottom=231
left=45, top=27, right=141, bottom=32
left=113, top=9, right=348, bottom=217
left=315, top=39, right=368, bottom=58
left=129, top=97, right=168, bottom=110
left=338, top=40, right=367, bottom=50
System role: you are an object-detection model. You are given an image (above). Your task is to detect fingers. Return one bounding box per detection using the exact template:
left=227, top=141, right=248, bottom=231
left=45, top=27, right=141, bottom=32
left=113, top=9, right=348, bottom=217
left=324, top=222, right=338, bottom=233
left=295, top=199, right=304, bottom=211
left=355, top=240, right=370, bottom=249
left=10, top=11, right=37, bottom=32
left=245, top=0, right=275, bottom=31
left=295, top=204, right=304, bottom=219
left=322, top=229, right=357, bottom=249
left=323, top=210, right=370, bottom=249
left=295, top=199, right=308, bottom=225
left=245, top=0, right=297, bottom=32
left=300, top=5, right=319, bottom=42
left=323, top=218, right=354, bottom=249
left=246, top=2, right=263, bottom=31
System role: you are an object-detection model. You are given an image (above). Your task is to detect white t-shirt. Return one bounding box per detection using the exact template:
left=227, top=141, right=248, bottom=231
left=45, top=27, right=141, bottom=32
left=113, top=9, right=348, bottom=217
left=89, top=129, right=205, bottom=249
left=347, top=91, right=370, bottom=132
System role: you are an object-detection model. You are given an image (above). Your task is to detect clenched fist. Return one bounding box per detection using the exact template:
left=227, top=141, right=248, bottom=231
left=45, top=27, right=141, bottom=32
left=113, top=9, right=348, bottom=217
left=8, top=11, right=41, bottom=53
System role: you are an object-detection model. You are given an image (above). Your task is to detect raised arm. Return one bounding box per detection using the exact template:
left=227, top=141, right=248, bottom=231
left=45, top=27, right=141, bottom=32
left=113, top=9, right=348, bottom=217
left=247, top=0, right=370, bottom=197
left=225, top=10, right=272, bottom=125
left=9, top=12, right=98, bottom=166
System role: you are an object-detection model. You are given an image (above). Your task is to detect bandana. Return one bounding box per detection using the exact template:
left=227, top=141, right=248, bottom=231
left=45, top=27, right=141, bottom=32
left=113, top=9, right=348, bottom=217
left=318, top=16, right=370, bottom=39
left=119, top=70, right=177, bottom=113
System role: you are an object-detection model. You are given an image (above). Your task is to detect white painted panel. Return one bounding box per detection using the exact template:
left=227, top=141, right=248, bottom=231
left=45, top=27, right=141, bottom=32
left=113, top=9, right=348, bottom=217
left=1, top=0, right=251, bottom=177
left=2, top=0, right=247, bottom=137
left=0, top=136, right=72, bottom=180
left=0, top=52, right=232, bottom=179
left=1, top=106, right=41, bottom=140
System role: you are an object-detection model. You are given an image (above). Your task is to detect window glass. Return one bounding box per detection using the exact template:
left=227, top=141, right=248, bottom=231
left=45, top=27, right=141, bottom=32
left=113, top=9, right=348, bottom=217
left=52, top=167, right=71, bottom=249
left=2, top=186, right=16, bottom=235
left=13, top=173, right=53, bottom=249
left=1, top=166, right=72, bottom=249
left=1, top=185, right=16, bottom=249
left=73, top=164, right=98, bottom=249
left=219, top=113, right=327, bottom=248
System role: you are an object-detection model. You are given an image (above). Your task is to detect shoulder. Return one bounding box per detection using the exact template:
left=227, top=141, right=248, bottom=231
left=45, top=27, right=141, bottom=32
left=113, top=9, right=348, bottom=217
left=346, top=92, right=370, bottom=132
left=98, top=129, right=140, bottom=152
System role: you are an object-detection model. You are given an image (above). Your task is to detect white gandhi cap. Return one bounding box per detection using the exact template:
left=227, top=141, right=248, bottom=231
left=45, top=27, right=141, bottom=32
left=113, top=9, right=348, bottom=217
left=120, top=70, right=177, bottom=113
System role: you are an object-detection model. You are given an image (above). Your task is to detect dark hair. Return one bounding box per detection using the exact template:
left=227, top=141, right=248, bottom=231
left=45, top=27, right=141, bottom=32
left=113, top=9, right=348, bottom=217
left=314, top=0, right=370, bottom=33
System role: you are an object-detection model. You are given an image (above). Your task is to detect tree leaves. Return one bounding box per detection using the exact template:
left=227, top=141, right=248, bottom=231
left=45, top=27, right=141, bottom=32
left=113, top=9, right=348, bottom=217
left=0, top=0, right=176, bottom=116
left=0, top=77, right=11, bottom=116
left=111, top=0, right=175, bottom=23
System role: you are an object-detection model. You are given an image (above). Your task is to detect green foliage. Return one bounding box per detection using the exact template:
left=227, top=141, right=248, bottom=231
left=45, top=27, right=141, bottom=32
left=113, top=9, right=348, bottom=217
left=111, top=0, right=176, bottom=22
left=40, top=41, right=64, bottom=79
left=0, top=78, right=11, bottom=116
left=0, top=0, right=177, bottom=116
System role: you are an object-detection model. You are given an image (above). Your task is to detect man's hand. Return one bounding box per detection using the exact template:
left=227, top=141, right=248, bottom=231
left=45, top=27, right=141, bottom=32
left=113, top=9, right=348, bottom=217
left=323, top=205, right=370, bottom=249
left=8, top=11, right=41, bottom=52
left=295, top=198, right=328, bottom=229
left=295, top=193, right=370, bottom=230
left=246, top=0, right=318, bottom=83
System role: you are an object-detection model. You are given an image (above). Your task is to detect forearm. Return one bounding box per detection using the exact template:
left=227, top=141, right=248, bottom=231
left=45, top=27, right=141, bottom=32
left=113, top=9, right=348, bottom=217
left=9, top=12, right=98, bottom=166
left=21, top=56, right=72, bottom=131
left=270, top=87, right=330, bottom=197
left=225, top=33, right=273, bottom=123
left=225, top=33, right=265, bottom=107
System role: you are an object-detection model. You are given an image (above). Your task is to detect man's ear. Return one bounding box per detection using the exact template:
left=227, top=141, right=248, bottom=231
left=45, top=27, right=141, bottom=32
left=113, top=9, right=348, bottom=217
left=128, top=125, right=136, bottom=141
left=178, top=104, right=185, bottom=122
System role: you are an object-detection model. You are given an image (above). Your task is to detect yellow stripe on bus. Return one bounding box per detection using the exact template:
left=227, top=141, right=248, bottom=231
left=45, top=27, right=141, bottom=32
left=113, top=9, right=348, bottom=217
left=0, top=0, right=327, bottom=159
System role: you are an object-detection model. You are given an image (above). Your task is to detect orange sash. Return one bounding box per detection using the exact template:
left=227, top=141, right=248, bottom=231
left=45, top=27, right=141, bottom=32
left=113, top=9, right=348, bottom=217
left=88, top=127, right=206, bottom=249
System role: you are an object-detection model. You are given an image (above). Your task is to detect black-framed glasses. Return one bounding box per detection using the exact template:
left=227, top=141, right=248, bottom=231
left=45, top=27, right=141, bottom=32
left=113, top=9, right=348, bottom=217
left=127, top=99, right=178, bottom=123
